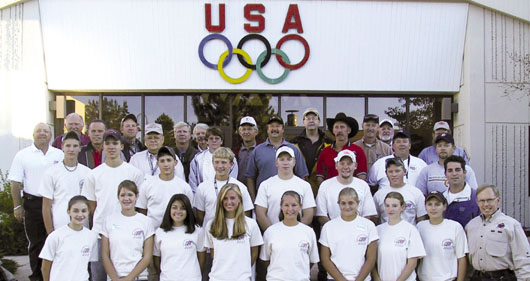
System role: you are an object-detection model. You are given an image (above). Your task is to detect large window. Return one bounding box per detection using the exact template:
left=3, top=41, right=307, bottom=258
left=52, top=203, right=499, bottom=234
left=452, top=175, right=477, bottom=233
left=55, top=93, right=452, bottom=155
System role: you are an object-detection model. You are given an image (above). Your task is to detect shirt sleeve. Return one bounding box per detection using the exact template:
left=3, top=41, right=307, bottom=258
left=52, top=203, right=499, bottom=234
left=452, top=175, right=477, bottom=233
left=318, top=223, right=330, bottom=247
left=248, top=219, right=264, bottom=247
left=454, top=223, right=468, bottom=259
left=89, top=233, right=99, bottom=262
left=415, top=167, right=429, bottom=196
left=367, top=221, right=379, bottom=243
left=293, top=145, right=309, bottom=178
left=254, top=184, right=268, bottom=208
left=7, top=151, right=25, bottom=183
left=39, top=170, right=55, bottom=200
left=193, top=186, right=206, bottom=211
left=510, top=219, right=530, bottom=279
left=204, top=222, right=214, bottom=249
left=136, top=181, right=149, bottom=209
left=465, top=165, right=478, bottom=190
left=39, top=233, right=58, bottom=261
left=244, top=149, right=258, bottom=179
left=361, top=191, right=378, bottom=218
left=415, top=192, right=428, bottom=218
left=407, top=227, right=426, bottom=259
left=145, top=218, right=155, bottom=239
left=184, top=185, right=195, bottom=206
left=259, top=229, right=271, bottom=261
left=133, top=168, right=145, bottom=191
left=229, top=158, right=239, bottom=179
left=308, top=229, right=320, bottom=263
left=81, top=173, right=96, bottom=201
left=240, top=183, right=254, bottom=212
left=189, top=157, right=199, bottom=192
left=418, top=148, right=428, bottom=164
left=315, top=187, right=328, bottom=217
left=367, top=159, right=380, bottom=186
left=196, top=227, right=206, bottom=253
left=99, top=217, right=109, bottom=238
left=302, top=184, right=317, bottom=209
left=153, top=229, right=161, bottom=257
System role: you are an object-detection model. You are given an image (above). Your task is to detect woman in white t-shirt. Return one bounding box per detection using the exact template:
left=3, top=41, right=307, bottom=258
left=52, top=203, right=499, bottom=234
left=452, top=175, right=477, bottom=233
left=205, top=183, right=263, bottom=281
left=259, top=191, right=319, bottom=281
left=417, top=191, right=468, bottom=281
left=101, top=180, right=154, bottom=281
left=320, top=188, right=378, bottom=281
left=154, top=193, right=206, bottom=281
left=373, top=192, right=426, bottom=281
left=40, top=195, right=98, bottom=281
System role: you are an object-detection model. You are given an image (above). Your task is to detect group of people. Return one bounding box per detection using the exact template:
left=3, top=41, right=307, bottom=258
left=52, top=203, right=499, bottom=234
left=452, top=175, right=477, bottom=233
left=8, top=109, right=530, bottom=281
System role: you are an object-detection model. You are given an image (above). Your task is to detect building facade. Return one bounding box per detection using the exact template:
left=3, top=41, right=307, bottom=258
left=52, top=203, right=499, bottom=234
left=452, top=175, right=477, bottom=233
left=1, top=0, right=528, bottom=224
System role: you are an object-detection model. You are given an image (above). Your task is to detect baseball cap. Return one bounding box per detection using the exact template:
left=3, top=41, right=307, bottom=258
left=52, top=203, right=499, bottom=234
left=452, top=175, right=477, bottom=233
left=157, top=146, right=176, bottom=159
left=363, top=114, right=379, bottom=123
left=426, top=191, right=448, bottom=205
left=433, top=121, right=450, bottom=131
left=62, top=131, right=80, bottom=142
left=145, top=123, right=163, bottom=135
left=103, top=129, right=122, bottom=141
left=268, top=115, right=284, bottom=125
left=434, top=133, right=455, bottom=145
left=240, top=116, right=257, bottom=127
left=379, top=119, right=394, bottom=128
left=334, top=149, right=357, bottom=163
left=303, top=108, right=320, bottom=119
left=276, top=146, right=295, bottom=158
left=121, top=113, right=137, bottom=126
left=393, top=129, right=410, bottom=140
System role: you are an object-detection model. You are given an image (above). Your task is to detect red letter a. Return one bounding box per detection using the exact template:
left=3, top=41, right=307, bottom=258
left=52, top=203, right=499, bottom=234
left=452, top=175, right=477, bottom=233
left=205, top=3, right=225, bottom=32
left=282, top=4, right=303, bottom=33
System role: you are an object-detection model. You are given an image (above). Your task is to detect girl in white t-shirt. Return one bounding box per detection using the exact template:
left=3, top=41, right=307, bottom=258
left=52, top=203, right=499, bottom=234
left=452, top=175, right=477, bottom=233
left=40, top=195, right=98, bottom=281
left=154, top=194, right=206, bottom=281
left=205, top=183, right=263, bottom=281
left=260, top=191, right=319, bottom=281
left=373, top=192, right=426, bottom=281
left=320, top=188, right=378, bottom=281
left=101, top=180, right=154, bottom=281
left=417, top=191, right=468, bottom=281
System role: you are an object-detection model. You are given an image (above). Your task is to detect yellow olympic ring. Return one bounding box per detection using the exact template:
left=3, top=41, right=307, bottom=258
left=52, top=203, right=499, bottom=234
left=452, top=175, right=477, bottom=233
left=218, top=48, right=253, bottom=84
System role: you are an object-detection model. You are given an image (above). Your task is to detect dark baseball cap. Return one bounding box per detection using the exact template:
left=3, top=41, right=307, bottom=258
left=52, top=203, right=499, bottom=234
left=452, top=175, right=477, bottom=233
left=426, top=191, right=448, bottom=205
left=103, top=129, right=122, bottom=141
left=434, top=133, right=455, bottom=145
left=157, top=146, right=177, bottom=159
left=121, top=113, right=137, bottom=126
left=267, top=115, right=284, bottom=125
left=363, top=114, right=379, bottom=123
left=393, top=129, right=410, bottom=140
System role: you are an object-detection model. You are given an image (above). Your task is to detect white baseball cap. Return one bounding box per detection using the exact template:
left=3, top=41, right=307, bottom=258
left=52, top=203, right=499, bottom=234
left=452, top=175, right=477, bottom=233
left=334, top=149, right=356, bottom=163
left=303, top=108, right=320, bottom=119
left=276, top=146, right=295, bottom=158
left=145, top=123, right=163, bottom=135
left=240, top=116, right=257, bottom=127
left=433, top=121, right=450, bottom=131
left=379, top=119, right=394, bottom=128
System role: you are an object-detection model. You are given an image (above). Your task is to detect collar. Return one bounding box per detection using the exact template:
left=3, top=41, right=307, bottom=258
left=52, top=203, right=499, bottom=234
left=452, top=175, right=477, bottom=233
left=444, top=183, right=471, bottom=202
left=361, top=138, right=378, bottom=147
left=31, top=143, right=51, bottom=153
left=331, top=141, right=351, bottom=149
left=240, top=141, right=257, bottom=151
left=265, top=138, right=287, bottom=147
left=300, top=128, right=325, bottom=138
left=481, top=209, right=502, bottom=222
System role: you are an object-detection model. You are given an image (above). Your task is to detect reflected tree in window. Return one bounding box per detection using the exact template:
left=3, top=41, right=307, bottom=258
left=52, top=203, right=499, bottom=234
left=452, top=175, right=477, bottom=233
left=85, top=97, right=130, bottom=130
left=155, top=113, right=176, bottom=147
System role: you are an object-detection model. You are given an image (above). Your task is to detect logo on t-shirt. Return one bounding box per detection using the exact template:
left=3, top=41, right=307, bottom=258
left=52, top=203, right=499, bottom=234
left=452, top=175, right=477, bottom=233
left=394, top=237, right=406, bottom=247
left=357, top=235, right=368, bottom=245
left=298, top=241, right=310, bottom=252
left=132, top=228, right=144, bottom=239
left=79, top=179, right=85, bottom=194
left=183, top=239, right=194, bottom=249
left=442, top=239, right=454, bottom=250
left=81, top=246, right=90, bottom=256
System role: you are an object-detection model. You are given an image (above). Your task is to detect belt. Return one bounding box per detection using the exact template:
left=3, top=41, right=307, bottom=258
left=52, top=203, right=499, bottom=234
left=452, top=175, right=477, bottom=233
left=23, top=192, right=42, bottom=201
left=474, top=269, right=515, bottom=278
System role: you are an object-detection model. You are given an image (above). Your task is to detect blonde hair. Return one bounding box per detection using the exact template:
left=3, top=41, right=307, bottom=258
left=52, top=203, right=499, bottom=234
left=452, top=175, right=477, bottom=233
left=209, top=184, right=246, bottom=240
left=278, top=191, right=302, bottom=221
left=337, top=187, right=360, bottom=203
left=476, top=184, right=500, bottom=197
left=212, top=147, right=235, bottom=162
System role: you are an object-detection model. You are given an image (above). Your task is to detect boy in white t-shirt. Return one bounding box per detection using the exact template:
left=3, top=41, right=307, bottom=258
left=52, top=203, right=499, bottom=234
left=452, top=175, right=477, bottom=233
left=255, top=146, right=316, bottom=231
left=193, top=147, right=253, bottom=227
left=40, top=131, right=91, bottom=233
left=373, top=157, right=427, bottom=225
left=316, top=149, right=377, bottom=225
left=137, top=146, right=194, bottom=229
left=81, top=129, right=144, bottom=281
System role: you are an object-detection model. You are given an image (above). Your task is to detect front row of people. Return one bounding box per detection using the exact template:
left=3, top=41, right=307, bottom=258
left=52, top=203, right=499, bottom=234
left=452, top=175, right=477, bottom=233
left=39, top=179, right=518, bottom=281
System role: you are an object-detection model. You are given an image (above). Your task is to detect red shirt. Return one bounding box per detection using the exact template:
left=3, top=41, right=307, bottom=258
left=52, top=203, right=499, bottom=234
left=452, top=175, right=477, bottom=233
left=93, top=150, right=102, bottom=168
left=315, top=142, right=368, bottom=179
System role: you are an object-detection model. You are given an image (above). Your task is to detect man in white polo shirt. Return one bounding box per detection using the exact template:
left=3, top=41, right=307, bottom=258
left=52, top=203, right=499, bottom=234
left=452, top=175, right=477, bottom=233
left=40, top=131, right=91, bottom=234
left=9, top=122, right=63, bottom=281
left=81, top=129, right=144, bottom=281
left=255, top=146, right=316, bottom=231
left=130, top=123, right=185, bottom=180
left=368, top=130, right=427, bottom=190
left=316, top=149, right=377, bottom=225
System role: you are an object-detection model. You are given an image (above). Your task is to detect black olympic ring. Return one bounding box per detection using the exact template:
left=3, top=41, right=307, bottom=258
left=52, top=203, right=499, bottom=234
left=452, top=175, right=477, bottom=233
left=236, top=34, right=272, bottom=70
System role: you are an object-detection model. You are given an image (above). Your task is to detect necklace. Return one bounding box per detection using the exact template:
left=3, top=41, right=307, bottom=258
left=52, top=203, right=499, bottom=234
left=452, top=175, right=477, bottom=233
left=63, top=160, right=78, bottom=172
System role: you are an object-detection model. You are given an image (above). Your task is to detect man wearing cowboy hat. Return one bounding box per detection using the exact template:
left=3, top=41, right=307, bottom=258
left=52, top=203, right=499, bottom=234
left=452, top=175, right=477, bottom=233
left=315, top=112, right=368, bottom=185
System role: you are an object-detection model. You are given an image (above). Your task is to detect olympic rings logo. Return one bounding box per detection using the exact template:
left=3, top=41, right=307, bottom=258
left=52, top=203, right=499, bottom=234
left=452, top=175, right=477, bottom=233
left=198, top=33, right=310, bottom=84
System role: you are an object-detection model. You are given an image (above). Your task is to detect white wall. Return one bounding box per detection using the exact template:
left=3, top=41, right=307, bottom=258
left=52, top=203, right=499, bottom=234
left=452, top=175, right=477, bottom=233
left=38, top=0, right=468, bottom=92
left=0, top=0, right=55, bottom=172
left=459, top=4, right=530, bottom=225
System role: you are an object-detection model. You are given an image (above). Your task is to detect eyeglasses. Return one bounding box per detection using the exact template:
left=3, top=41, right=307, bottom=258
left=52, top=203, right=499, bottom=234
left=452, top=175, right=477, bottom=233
left=477, top=198, right=498, bottom=205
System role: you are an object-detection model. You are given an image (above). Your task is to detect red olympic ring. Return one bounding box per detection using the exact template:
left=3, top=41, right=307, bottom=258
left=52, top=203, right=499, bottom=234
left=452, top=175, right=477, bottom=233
left=275, top=34, right=310, bottom=70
